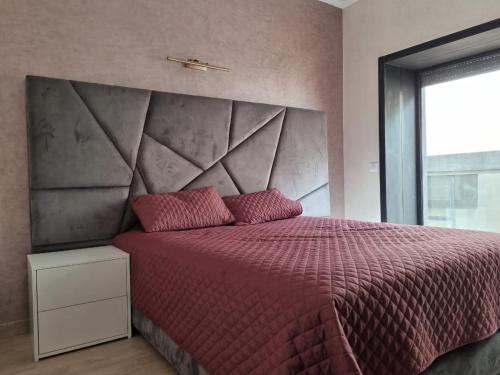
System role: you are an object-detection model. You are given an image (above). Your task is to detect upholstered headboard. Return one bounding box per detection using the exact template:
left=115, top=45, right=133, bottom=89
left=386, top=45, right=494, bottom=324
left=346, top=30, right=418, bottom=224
left=26, top=76, right=329, bottom=253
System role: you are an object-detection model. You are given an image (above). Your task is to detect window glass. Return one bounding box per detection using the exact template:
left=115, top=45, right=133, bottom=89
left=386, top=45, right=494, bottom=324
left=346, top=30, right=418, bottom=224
left=423, top=69, right=500, bottom=231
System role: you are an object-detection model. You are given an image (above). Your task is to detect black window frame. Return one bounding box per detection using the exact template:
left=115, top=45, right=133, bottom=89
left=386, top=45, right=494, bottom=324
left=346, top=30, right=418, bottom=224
left=379, top=18, right=500, bottom=224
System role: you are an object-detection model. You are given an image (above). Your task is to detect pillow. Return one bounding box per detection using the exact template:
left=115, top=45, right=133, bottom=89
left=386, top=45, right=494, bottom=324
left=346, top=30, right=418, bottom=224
left=130, top=186, right=235, bottom=232
left=222, top=188, right=302, bottom=225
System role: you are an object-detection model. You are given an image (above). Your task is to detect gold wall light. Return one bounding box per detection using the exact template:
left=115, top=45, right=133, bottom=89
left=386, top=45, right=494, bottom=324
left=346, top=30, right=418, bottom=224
left=166, top=57, right=230, bottom=72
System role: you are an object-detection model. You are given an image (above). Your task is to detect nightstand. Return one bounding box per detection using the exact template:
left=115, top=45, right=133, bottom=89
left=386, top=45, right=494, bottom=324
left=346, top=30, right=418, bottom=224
left=27, top=245, right=131, bottom=361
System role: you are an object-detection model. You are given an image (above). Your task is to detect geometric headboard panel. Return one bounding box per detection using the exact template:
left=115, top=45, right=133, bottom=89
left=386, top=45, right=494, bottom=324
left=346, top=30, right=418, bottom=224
left=26, top=76, right=329, bottom=253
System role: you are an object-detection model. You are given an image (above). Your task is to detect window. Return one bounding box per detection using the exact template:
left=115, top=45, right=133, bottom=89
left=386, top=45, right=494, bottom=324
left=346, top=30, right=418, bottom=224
left=428, top=174, right=478, bottom=210
left=421, top=57, right=500, bottom=232
left=379, top=21, right=500, bottom=227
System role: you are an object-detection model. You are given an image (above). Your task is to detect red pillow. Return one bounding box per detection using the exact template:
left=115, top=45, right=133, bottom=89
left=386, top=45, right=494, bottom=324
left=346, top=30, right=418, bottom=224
left=222, top=189, right=302, bottom=225
left=130, top=186, right=235, bottom=232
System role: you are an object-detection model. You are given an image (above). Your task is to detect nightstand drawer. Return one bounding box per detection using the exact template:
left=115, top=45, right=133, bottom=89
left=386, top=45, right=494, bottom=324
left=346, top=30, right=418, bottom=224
left=37, top=259, right=127, bottom=311
left=38, top=296, right=128, bottom=355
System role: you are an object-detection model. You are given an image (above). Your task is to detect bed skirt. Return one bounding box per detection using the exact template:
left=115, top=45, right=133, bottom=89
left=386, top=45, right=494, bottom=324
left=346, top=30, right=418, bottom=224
left=133, top=307, right=499, bottom=375
left=132, top=309, right=208, bottom=375
left=422, top=330, right=500, bottom=375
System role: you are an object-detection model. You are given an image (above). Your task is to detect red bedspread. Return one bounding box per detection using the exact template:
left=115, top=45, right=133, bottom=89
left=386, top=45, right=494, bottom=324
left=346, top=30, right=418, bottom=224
left=113, top=217, right=500, bottom=374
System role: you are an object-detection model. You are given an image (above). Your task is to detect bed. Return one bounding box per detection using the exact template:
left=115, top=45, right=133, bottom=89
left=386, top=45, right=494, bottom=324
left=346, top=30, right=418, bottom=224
left=112, top=217, right=500, bottom=375
left=26, top=76, right=500, bottom=374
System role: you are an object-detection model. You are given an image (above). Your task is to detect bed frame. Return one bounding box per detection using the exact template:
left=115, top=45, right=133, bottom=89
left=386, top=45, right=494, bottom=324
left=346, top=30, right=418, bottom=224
left=26, top=76, right=499, bottom=374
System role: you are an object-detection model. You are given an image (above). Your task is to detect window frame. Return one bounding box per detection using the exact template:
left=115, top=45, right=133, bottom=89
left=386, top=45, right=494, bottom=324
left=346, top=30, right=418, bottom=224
left=378, top=18, right=500, bottom=224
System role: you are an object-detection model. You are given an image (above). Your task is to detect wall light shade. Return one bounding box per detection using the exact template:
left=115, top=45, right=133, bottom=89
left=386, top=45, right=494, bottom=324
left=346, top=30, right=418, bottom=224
left=167, top=57, right=230, bottom=72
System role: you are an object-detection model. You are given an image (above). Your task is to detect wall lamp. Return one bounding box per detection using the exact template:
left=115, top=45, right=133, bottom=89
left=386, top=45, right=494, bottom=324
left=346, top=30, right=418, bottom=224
left=166, top=57, right=230, bottom=72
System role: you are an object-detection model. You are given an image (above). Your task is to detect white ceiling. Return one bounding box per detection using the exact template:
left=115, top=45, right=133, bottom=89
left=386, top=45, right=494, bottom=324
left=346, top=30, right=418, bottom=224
left=318, top=0, right=359, bottom=9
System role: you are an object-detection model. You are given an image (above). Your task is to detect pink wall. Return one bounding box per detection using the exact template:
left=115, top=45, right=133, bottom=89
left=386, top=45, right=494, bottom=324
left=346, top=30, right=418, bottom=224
left=0, top=0, right=342, bottom=332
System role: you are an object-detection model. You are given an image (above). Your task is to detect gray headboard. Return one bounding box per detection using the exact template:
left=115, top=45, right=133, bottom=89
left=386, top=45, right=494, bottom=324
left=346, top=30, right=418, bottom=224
left=26, top=76, right=329, bottom=253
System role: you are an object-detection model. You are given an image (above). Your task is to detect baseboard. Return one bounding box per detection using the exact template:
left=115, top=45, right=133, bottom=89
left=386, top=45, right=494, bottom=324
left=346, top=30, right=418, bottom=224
left=0, top=319, right=29, bottom=338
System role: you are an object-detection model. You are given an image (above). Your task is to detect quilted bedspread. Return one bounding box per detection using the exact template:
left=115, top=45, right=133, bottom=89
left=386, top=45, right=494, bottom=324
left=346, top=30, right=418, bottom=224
left=113, top=217, right=500, bottom=374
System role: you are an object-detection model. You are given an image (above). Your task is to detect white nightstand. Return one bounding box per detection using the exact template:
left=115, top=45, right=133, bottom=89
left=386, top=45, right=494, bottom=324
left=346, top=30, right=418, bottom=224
left=27, top=245, right=131, bottom=361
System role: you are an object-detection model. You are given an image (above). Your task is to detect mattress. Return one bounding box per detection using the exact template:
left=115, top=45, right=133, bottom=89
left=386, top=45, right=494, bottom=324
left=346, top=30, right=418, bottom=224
left=113, top=217, right=500, bottom=374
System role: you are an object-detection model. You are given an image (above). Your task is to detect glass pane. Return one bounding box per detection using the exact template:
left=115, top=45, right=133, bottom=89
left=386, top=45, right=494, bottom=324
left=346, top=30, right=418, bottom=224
left=423, top=69, right=500, bottom=232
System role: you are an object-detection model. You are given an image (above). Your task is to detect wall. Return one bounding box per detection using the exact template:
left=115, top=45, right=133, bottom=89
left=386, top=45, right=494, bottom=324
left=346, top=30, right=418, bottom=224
left=0, top=0, right=343, bottom=332
left=343, top=0, right=500, bottom=221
